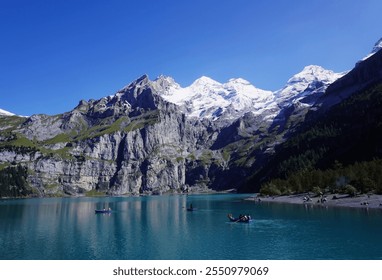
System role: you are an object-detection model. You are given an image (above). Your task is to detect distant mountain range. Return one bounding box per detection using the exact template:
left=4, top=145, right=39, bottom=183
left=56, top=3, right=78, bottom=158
left=1, top=38, right=382, bottom=197
left=1, top=64, right=344, bottom=122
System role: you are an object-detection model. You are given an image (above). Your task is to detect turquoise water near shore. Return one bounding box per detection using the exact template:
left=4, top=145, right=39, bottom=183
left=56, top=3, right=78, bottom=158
left=0, top=194, right=381, bottom=260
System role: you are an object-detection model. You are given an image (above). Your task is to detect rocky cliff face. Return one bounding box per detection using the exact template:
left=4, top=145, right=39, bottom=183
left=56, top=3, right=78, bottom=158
left=1, top=75, right=232, bottom=196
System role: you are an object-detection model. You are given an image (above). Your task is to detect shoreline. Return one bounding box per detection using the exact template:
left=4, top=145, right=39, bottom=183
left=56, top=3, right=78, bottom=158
left=0, top=188, right=237, bottom=200
left=246, top=193, right=382, bottom=209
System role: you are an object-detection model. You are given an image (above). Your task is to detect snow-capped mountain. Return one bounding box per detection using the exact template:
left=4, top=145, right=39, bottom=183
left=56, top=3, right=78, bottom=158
left=0, top=108, right=15, bottom=116
left=144, top=39, right=382, bottom=129
left=152, top=75, right=275, bottom=121
left=150, top=65, right=343, bottom=123
left=275, top=65, right=345, bottom=106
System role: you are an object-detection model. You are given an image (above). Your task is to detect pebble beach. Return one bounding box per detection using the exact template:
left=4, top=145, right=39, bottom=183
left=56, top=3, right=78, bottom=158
left=246, top=193, right=382, bottom=209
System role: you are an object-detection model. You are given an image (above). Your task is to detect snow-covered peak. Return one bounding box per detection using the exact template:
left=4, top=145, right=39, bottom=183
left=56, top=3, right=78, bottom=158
left=361, top=38, right=382, bottom=61
left=0, top=108, right=15, bottom=116
left=287, top=65, right=340, bottom=84
left=189, top=76, right=222, bottom=95
left=371, top=38, right=382, bottom=53
left=223, top=78, right=269, bottom=93
left=227, top=78, right=251, bottom=85
left=152, top=75, right=181, bottom=95
left=191, top=76, right=221, bottom=86
left=154, top=75, right=179, bottom=87
left=225, top=78, right=272, bottom=100
left=275, top=65, right=344, bottom=104
left=154, top=75, right=275, bottom=120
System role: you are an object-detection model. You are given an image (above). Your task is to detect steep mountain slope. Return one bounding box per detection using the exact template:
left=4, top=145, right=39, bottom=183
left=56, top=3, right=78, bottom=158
left=249, top=82, right=382, bottom=195
left=269, top=65, right=345, bottom=136
left=275, top=65, right=345, bottom=106
left=360, top=37, right=382, bottom=61
left=240, top=47, right=382, bottom=194
left=315, top=51, right=382, bottom=113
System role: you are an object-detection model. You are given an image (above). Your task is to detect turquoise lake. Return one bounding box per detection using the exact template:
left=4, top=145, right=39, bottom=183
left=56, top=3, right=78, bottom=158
left=0, top=193, right=381, bottom=260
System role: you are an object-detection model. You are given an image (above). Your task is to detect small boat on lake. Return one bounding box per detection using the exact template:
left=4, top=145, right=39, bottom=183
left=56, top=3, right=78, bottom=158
left=227, top=213, right=252, bottom=223
left=187, top=203, right=196, bottom=211
left=95, top=208, right=112, bottom=214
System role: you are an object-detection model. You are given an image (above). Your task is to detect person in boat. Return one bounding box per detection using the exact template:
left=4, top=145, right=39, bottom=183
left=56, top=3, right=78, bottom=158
left=240, top=214, right=251, bottom=222
left=190, top=203, right=193, bottom=210
left=227, top=213, right=251, bottom=222
left=242, top=215, right=249, bottom=221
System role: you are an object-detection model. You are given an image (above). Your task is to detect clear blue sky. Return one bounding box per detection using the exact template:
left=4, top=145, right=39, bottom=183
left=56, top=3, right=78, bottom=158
left=1, top=0, right=381, bottom=116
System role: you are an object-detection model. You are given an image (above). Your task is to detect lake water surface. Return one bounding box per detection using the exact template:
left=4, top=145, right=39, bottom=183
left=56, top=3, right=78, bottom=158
left=0, top=194, right=381, bottom=260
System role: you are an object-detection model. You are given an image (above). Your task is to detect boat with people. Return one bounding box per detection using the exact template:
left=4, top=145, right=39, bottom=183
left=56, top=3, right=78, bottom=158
left=95, top=208, right=112, bottom=214
left=227, top=213, right=252, bottom=223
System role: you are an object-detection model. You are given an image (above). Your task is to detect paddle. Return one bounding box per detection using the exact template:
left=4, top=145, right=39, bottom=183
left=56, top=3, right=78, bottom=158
left=234, top=216, right=245, bottom=223
left=227, top=213, right=244, bottom=223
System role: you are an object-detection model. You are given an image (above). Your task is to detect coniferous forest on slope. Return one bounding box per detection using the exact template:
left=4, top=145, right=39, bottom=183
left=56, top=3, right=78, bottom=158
left=244, top=83, right=382, bottom=195
left=0, top=165, right=31, bottom=197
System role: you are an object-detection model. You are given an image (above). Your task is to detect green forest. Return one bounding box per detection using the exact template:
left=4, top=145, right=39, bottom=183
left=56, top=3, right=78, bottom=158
left=257, top=83, right=382, bottom=195
left=0, top=165, right=31, bottom=197
left=261, top=159, right=382, bottom=196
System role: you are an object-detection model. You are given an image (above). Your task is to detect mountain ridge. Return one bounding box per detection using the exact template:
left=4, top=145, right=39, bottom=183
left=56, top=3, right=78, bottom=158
left=4, top=36, right=381, bottom=120
left=0, top=109, right=15, bottom=116
left=1, top=64, right=343, bottom=121
left=152, top=64, right=342, bottom=120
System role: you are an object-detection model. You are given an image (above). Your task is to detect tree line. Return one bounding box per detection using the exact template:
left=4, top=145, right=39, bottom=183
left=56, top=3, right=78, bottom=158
left=0, top=165, right=31, bottom=198
left=261, top=158, right=382, bottom=196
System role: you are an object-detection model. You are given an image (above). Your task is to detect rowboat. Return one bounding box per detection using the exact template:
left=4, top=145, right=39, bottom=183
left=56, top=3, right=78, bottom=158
left=95, top=208, right=112, bottom=214
left=227, top=213, right=252, bottom=223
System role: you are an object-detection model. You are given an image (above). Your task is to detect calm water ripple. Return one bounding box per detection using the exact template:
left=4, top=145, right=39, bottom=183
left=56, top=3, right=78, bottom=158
left=0, top=194, right=381, bottom=260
